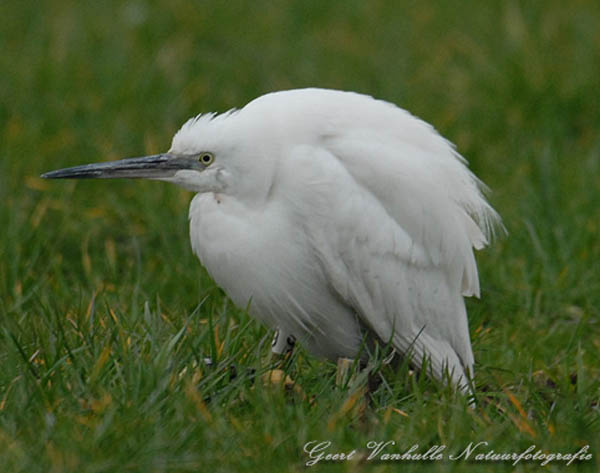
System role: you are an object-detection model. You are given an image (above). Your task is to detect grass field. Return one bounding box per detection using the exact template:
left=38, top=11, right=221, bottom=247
left=1, top=1, right=599, bottom=471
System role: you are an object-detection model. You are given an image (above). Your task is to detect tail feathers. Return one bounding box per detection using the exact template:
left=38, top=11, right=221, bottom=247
left=393, top=332, right=474, bottom=395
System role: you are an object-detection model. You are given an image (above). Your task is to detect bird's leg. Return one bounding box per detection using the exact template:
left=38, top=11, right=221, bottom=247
left=335, top=357, right=356, bottom=387
left=336, top=350, right=398, bottom=403
left=263, top=329, right=303, bottom=396
left=333, top=357, right=370, bottom=422
left=335, top=357, right=372, bottom=389
left=270, top=328, right=296, bottom=365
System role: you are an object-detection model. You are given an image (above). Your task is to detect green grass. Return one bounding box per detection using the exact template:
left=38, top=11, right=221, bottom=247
left=1, top=1, right=599, bottom=471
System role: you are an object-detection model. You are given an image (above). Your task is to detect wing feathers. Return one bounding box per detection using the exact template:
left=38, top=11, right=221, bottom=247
left=278, top=92, right=501, bottom=390
left=286, top=143, right=481, bottom=389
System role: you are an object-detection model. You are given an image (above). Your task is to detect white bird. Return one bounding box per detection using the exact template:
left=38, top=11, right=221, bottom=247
left=43, top=88, right=501, bottom=393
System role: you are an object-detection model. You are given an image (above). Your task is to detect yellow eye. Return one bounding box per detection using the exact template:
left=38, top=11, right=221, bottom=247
left=199, top=153, right=214, bottom=165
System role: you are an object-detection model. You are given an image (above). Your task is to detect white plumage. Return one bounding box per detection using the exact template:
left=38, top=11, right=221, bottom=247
left=179, top=89, right=501, bottom=389
left=43, top=88, right=502, bottom=392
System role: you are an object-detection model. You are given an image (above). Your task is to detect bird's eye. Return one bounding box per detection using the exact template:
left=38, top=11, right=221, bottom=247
left=199, top=153, right=214, bottom=165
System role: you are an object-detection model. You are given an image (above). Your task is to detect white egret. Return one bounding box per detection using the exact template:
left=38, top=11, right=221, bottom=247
left=43, top=88, right=501, bottom=393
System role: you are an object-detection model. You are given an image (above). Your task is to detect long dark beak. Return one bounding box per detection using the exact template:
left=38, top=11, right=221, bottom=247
left=41, top=153, right=203, bottom=180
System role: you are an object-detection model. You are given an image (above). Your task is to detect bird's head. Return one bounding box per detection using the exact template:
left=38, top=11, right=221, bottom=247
left=42, top=109, right=276, bottom=203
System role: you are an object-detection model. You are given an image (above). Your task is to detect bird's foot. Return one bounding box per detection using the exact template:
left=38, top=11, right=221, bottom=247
left=261, top=368, right=304, bottom=398
left=327, top=357, right=370, bottom=427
